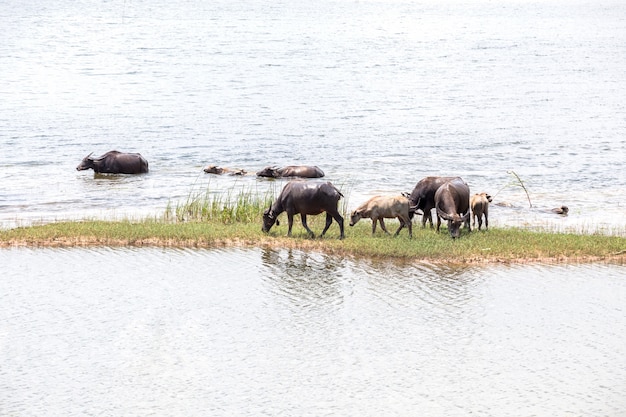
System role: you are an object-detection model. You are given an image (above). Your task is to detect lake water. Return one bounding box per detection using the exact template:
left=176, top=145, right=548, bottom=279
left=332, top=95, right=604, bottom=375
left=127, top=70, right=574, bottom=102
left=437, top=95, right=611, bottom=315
left=0, top=0, right=625, bottom=233
left=2, top=1, right=626, bottom=415
left=1, top=247, right=625, bottom=416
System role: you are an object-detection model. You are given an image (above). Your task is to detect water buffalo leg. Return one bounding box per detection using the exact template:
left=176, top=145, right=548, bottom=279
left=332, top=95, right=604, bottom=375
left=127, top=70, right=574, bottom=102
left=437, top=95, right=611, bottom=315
left=423, top=209, right=434, bottom=228
left=287, top=213, right=295, bottom=236
left=320, top=213, right=333, bottom=237
left=379, top=218, right=390, bottom=234
left=332, top=212, right=344, bottom=239
left=394, top=216, right=408, bottom=237
left=300, top=213, right=315, bottom=237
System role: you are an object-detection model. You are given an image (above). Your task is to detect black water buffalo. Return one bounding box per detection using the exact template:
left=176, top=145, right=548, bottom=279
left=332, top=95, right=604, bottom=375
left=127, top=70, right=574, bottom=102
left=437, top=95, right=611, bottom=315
left=551, top=205, right=569, bottom=215
left=76, top=150, right=149, bottom=174
left=256, top=165, right=324, bottom=178
left=408, top=176, right=456, bottom=228
left=434, top=177, right=471, bottom=239
left=262, top=180, right=344, bottom=239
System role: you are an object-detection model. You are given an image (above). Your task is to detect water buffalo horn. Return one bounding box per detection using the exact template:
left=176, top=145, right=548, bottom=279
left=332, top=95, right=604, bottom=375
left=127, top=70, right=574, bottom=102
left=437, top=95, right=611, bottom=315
left=437, top=207, right=453, bottom=221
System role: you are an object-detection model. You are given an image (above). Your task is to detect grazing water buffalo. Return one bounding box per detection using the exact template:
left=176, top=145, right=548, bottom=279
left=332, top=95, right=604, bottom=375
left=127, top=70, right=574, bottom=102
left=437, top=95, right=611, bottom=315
left=256, top=165, right=325, bottom=178
left=350, top=195, right=412, bottom=238
left=435, top=177, right=471, bottom=239
left=408, top=176, right=456, bottom=228
left=203, top=165, right=247, bottom=176
left=470, top=192, right=493, bottom=231
left=76, top=150, right=149, bottom=174
left=262, top=180, right=344, bottom=239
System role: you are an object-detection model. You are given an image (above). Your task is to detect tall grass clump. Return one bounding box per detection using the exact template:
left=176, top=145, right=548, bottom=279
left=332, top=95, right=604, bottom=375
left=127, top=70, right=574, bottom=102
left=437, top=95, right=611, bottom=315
left=173, top=184, right=274, bottom=224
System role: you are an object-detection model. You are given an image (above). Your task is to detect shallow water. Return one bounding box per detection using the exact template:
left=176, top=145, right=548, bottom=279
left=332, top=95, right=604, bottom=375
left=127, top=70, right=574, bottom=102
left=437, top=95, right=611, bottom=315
left=2, top=1, right=625, bottom=414
left=1, top=0, right=625, bottom=233
left=0, top=247, right=625, bottom=416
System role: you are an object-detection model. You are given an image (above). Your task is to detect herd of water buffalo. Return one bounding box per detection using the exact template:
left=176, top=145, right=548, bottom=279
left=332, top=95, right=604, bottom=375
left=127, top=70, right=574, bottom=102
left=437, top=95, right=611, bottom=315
left=259, top=175, right=489, bottom=240
left=76, top=150, right=565, bottom=240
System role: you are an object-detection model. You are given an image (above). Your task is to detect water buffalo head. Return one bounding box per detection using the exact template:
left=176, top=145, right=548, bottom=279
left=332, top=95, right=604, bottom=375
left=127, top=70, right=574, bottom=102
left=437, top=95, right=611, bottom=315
left=436, top=208, right=470, bottom=239
left=262, top=208, right=280, bottom=232
left=484, top=193, right=493, bottom=203
left=256, top=166, right=280, bottom=178
left=76, top=152, right=94, bottom=171
left=204, top=165, right=224, bottom=174
left=349, top=210, right=363, bottom=227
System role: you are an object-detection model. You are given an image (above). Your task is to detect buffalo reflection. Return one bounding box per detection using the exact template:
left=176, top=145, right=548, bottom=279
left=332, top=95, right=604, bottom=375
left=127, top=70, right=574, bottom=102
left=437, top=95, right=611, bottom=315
left=260, top=248, right=346, bottom=309
left=259, top=248, right=483, bottom=317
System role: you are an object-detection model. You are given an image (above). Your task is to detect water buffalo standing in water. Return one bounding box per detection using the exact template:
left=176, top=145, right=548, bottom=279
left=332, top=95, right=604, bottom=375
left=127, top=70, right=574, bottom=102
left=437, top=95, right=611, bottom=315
left=262, top=180, right=344, bottom=239
left=256, top=165, right=325, bottom=178
left=76, top=150, right=149, bottom=174
left=435, top=177, right=471, bottom=239
left=408, top=176, right=456, bottom=228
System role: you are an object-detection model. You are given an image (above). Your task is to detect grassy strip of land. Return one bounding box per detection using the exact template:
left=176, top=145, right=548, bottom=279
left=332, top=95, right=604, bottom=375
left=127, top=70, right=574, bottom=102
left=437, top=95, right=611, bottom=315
left=0, top=187, right=624, bottom=264
left=1, top=218, right=624, bottom=264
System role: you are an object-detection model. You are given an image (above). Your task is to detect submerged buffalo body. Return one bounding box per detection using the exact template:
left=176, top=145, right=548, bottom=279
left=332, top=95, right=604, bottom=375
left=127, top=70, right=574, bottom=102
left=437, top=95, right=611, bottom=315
left=435, top=177, right=471, bottom=239
left=262, top=180, right=344, bottom=239
left=408, top=176, right=456, bottom=228
left=203, top=165, right=247, bottom=176
left=76, top=150, right=149, bottom=174
left=256, top=165, right=324, bottom=178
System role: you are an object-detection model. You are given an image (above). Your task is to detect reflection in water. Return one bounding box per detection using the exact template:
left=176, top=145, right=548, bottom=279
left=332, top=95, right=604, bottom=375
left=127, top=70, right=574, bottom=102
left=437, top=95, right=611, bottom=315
left=358, top=259, right=482, bottom=306
left=1, top=247, right=625, bottom=416
left=260, top=248, right=346, bottom=311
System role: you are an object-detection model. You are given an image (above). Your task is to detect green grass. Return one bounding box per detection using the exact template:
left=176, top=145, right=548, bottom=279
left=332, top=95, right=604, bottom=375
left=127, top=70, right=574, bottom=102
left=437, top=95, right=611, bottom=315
left=1, top=187, right=624, bottom=264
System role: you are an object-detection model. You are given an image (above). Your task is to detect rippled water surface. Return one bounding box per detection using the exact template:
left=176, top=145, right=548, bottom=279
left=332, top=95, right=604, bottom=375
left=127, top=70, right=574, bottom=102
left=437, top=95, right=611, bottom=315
left=1, top=247, right=625, bottom=416
left=1, top=0, right=625, bottom=232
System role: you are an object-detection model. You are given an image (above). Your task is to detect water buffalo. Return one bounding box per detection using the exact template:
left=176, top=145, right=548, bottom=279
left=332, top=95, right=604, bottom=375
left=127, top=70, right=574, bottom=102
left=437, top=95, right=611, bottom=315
left=256, top=165, right=325, bottom=178
left=470, top=192, right=493, bottom=231
left=551, top=205, right=569, bottom=215
left=349, top=195, right=412, bottom=238
left=203, top=165, right=247, bottom=176
left=76, top=150, right=149, bottom=174
left=435, top=177, right=471, bottom=239
left=408, top=176, right=456, bottom=228
left=262, top=180, right=344, bottom=239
